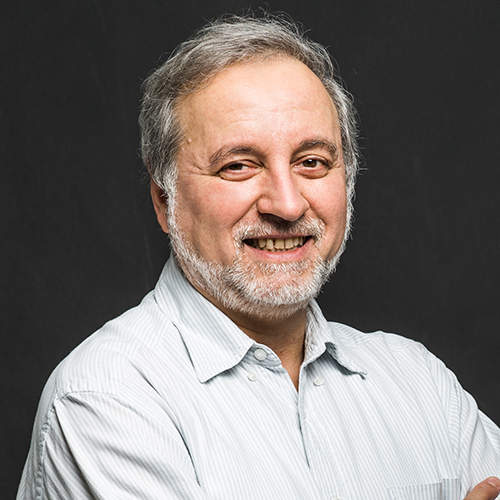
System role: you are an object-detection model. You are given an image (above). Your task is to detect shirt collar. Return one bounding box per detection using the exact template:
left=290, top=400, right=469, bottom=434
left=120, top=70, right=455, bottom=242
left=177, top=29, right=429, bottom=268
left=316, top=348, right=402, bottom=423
left=154, top=258, right=254, bottom=383
left=305, top=300, right=368, bottom=377
left=154, top=257, right=367, bottom=382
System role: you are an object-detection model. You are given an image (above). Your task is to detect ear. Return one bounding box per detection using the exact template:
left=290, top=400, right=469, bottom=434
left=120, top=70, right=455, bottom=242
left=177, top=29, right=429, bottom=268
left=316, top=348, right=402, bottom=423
left=150, top=180, right=170, bottom=234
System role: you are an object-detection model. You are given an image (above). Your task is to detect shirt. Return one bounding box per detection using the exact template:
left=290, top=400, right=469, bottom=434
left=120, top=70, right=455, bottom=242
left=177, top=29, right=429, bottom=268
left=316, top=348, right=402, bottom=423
left=17, top=257, right=500, bottom=500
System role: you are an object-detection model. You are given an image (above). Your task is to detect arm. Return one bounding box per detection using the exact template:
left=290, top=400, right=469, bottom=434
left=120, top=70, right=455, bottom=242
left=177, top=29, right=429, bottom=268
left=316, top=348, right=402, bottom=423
left=19, top=391, right=211, bottom=500
left=422, top=349, right=500, bottom=493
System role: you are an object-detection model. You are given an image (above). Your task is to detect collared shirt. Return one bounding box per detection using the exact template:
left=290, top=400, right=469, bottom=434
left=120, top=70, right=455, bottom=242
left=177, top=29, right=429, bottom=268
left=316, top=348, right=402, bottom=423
left=18, top=258, right=500, bottom=500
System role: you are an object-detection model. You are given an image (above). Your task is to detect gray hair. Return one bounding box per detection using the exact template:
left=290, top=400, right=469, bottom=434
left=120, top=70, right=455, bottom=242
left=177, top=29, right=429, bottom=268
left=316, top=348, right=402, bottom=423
left=139, top=13, right=360, bottom=208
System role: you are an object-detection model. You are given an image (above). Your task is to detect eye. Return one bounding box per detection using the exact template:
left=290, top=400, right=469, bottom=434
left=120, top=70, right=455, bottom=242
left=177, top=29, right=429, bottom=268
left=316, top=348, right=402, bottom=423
left=225, top=163, right=248, bottom=171
left=301, top=158, right=324, bottom=168
left=295, top=157, right=330, bottom=178
left=218, top=162, right=259, bottom=181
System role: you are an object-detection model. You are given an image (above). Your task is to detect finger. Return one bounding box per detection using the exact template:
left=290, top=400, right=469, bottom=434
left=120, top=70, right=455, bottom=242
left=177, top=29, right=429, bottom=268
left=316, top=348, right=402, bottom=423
left=465, top=477, right=500, bottom=500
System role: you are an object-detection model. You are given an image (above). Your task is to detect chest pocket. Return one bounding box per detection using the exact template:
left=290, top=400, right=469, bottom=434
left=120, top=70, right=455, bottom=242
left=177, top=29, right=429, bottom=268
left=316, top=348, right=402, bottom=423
left=388, top=478, right=460, bottom=500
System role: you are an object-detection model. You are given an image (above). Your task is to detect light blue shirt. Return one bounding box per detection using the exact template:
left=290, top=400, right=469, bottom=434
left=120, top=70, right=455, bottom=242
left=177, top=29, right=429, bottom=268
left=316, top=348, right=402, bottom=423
left=18, top=258, right=500, bottom=499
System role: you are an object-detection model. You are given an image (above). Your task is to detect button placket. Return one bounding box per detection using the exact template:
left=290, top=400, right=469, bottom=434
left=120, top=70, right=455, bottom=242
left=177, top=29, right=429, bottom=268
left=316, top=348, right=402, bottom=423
left=243, top=347, right=276, bottom=384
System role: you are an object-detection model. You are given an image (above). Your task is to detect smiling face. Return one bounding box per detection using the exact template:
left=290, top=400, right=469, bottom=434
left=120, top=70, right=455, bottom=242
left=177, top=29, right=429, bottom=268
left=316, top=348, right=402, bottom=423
left=152, top=58, right=348, bottom=321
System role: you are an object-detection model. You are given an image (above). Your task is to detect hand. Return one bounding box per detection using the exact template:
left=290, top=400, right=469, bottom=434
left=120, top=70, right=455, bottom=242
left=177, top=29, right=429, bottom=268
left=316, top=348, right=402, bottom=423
left=464, top=477, right=500, bottom=500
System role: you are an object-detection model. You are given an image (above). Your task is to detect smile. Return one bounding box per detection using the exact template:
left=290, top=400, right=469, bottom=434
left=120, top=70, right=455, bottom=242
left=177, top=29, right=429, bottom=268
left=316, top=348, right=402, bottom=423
left=244, top=236, right=308, bottom=252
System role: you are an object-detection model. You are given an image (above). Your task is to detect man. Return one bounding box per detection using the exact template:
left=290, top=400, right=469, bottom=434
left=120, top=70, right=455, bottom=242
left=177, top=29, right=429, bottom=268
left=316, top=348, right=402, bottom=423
left=17, top=14, right=500, bottom=500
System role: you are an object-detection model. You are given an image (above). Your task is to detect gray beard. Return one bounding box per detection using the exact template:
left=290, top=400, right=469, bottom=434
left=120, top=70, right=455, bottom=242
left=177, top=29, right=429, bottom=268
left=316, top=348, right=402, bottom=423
left=167, top=209, right=348, bottom=321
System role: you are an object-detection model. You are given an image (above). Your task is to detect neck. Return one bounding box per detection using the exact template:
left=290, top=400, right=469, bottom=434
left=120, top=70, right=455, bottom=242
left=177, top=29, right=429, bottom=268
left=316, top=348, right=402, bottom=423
left=195, top=284, right=307, bottom=389
left=235, top=309, right=306, bottom=390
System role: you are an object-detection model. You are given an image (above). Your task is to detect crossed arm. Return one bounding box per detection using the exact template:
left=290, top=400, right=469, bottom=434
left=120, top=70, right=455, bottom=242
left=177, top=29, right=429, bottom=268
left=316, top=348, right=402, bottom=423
left=18, top=388, right=500, bottom=499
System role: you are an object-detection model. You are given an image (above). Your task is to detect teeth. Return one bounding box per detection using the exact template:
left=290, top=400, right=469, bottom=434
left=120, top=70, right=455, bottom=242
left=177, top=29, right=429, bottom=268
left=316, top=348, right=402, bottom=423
left=251, top=236, right=305, bottom=252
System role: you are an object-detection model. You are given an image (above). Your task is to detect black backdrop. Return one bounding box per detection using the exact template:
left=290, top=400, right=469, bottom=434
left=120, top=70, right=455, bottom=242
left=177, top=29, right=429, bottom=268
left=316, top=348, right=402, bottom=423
left=2, top=0, right=499, bottom=497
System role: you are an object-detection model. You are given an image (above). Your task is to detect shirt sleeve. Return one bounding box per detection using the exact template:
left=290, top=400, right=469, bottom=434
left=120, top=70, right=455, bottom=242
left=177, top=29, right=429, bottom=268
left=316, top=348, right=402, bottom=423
left=424, top=348, right=500, bottom=497
left=19, top=390, right=212, bottom=500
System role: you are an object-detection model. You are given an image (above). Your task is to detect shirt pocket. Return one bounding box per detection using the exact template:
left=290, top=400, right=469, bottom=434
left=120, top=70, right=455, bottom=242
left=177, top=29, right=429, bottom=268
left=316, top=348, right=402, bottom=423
left=388, top=478, right=460, bottom=500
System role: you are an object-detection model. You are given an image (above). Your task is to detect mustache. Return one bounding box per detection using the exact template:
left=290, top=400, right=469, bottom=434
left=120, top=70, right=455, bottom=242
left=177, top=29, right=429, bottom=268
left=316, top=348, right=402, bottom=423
left=234, top=214, right=325, bottom=241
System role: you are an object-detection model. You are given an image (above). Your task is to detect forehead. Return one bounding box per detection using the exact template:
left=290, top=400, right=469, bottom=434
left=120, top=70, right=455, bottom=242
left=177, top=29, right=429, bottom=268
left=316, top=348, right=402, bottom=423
left=176, top=58, right=340, bottom=153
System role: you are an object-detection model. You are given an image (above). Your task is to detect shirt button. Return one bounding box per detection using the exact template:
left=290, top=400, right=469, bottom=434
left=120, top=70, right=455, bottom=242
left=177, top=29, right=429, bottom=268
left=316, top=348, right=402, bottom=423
left=314, top=377, right=324, bottom=386
left=254, top=348, right=267, bottom=361
left=247, top=372, right=258, bottom=381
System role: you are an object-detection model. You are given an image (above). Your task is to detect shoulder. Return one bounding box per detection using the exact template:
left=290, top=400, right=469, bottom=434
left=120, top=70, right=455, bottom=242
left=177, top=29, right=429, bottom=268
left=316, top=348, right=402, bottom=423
left=18, top=289, right=198, bottom=500
left=38, top=289, right=179, bottom=418
left=329, top=321, right=421, bottom=349
left=327, top=321, right=452, bottom=389
left=328, top=321, right=430, bottom=361
left=325, top=322, right=492, bottom=433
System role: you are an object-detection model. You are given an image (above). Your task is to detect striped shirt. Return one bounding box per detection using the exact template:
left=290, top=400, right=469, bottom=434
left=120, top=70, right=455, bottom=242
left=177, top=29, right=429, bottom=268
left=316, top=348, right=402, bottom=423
left=18, top=258, right=500, bottom=500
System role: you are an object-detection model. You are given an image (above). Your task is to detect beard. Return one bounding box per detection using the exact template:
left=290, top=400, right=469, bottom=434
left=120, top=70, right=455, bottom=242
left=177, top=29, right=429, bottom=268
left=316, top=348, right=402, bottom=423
left=167, top=207, right=349, bottom=320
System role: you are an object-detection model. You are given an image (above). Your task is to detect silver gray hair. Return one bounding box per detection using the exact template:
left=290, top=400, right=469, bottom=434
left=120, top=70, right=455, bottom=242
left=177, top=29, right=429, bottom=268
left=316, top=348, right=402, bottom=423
left=139, top=13, right=360, bottom=212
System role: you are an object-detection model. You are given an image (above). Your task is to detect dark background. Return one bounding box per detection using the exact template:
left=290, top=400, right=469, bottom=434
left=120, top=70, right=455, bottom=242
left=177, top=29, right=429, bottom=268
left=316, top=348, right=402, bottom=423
left=2, top=0, right=499, bottom=498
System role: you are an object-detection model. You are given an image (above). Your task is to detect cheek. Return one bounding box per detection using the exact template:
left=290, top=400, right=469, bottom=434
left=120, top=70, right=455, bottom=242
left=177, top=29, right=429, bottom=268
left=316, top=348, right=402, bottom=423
left=309, top=181, right=348, bottom=245
left=331, top=186, right=348, bottom=228
left=176, top=179, right=257, bottom=236
left=309, top=178, right=347, bottom=219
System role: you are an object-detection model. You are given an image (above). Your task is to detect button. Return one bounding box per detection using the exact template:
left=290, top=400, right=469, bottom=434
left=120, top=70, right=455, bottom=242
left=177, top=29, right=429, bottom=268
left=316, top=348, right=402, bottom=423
left=247, top=372, right=257, bottom=381
left=253, top=348, right=267, bottom=361
left=314, top=377, right=324, bottom=386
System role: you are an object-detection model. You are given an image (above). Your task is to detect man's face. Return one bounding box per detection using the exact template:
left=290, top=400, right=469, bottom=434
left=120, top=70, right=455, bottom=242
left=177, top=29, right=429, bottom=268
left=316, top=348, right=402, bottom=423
left=157, top=58, right=348, bottom=320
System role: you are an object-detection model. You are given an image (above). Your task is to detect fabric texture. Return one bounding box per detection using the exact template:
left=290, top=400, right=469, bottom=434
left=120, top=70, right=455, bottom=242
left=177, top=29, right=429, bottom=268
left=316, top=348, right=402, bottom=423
left=17, top=258, right=500, bottom=500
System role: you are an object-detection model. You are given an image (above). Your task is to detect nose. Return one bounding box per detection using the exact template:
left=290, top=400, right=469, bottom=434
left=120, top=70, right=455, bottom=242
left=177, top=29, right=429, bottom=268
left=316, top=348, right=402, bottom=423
left=256, top=166, right=310, bottom=221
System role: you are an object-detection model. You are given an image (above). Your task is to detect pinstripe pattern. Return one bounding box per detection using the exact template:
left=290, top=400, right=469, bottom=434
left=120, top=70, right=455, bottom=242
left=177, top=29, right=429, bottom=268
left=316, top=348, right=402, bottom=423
left=17, top=258, right=500, bottom=499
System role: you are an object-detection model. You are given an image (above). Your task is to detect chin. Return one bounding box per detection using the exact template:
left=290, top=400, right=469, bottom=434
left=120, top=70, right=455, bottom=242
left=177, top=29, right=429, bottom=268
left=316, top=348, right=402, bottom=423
left=177, top=247, right=335, bottom=321
left=169, top=216, right=345, bottom=321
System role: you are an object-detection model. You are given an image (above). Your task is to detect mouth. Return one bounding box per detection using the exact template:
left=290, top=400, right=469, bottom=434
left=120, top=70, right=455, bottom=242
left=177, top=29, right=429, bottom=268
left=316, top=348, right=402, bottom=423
left=243, top=236, right=310, bottom=252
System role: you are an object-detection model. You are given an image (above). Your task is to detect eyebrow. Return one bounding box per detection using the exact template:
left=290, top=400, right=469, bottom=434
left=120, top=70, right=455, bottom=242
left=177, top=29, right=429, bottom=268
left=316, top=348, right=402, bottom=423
left=207, top=138, right=339, bottom=168
left=296, top=139, right=339, bottom=160
left=208, top=146, right=255, bottom=168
